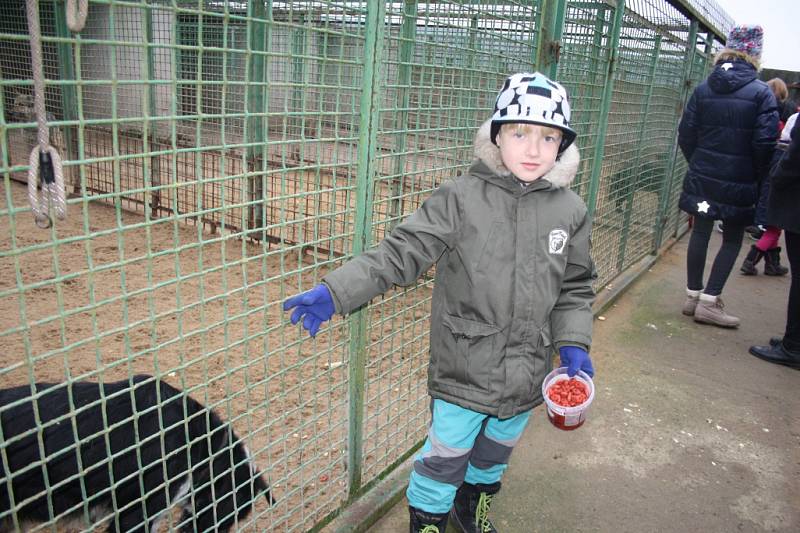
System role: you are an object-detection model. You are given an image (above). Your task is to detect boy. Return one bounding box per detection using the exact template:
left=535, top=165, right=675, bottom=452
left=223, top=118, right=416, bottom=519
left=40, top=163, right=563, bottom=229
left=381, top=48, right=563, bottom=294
left=284, top=72, right=596, bottom=532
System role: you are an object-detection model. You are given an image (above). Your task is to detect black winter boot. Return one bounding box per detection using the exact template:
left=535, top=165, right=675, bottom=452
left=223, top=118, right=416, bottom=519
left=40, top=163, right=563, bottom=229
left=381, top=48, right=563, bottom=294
left=450, top=482, right=501, bottom=533
left=409, top=506, right=449, bottom=533
left=740, top=245, right=765, bottom=275
left=764, top=247, right=789, bottom=276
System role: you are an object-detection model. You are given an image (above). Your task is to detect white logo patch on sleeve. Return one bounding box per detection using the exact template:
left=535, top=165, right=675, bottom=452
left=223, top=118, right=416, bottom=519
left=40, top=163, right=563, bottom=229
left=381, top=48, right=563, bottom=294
left=548, top=229, right=569, bottom=254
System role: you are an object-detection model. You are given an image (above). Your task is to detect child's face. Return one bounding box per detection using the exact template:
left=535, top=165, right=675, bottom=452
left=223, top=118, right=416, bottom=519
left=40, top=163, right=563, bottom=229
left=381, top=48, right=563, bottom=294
left=496, top=124, right=562, bottom=182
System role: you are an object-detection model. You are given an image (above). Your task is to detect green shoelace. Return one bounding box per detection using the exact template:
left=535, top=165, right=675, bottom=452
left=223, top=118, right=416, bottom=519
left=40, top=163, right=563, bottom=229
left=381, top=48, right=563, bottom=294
left=476, top=492, right=495, bottom=532
left=419, top=525, right=441, bottom=533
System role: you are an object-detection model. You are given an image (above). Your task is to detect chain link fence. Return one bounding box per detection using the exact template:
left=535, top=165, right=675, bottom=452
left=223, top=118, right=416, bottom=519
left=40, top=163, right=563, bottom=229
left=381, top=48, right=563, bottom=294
left=1, top=0, right=729, bottom=530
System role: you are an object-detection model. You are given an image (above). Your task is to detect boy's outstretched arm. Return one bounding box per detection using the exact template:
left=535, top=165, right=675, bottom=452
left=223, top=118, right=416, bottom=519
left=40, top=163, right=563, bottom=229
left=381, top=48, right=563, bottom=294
left=284, top=180, right=461, bottom=335
left=550, top=208, right=597, bottom=376
left=321, top=179, right=460, bottom=315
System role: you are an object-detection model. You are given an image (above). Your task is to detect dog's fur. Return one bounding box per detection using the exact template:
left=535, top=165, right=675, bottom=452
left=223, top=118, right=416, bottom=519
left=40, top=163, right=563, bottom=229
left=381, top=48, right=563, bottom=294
left=0, top=375, right=271, bottom=532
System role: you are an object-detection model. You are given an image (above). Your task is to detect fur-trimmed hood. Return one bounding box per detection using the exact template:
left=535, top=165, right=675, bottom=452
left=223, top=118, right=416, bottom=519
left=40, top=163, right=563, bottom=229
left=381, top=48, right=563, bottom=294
left=472, top=119, right=580, bottom=188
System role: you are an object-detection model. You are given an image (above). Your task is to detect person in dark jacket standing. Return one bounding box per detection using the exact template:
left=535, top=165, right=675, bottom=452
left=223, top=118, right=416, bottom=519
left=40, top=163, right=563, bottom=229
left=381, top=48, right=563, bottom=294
left=739, top=77, right=792, bottom=277
left=284, top=72, right=596, bottom=533
left=749, top=118, right=800, bottom=368
left=678, top=24, right=778, bottom=328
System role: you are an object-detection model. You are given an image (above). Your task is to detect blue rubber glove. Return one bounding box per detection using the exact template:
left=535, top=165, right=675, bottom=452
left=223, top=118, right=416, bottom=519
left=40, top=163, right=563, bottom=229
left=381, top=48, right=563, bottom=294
left=283, top=284, right=335, bottom=337
left=558, top=346, right=595, bottom=378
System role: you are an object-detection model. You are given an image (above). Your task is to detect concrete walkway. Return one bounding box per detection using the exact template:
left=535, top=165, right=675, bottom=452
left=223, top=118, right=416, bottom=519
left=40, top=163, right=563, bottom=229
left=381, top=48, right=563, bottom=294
left=348, top=233, right=800, bottom=532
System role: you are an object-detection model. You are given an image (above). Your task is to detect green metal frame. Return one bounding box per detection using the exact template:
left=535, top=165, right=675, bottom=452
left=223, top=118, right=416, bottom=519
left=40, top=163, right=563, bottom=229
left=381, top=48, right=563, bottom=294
left=347, top=0, right=387, bottom=500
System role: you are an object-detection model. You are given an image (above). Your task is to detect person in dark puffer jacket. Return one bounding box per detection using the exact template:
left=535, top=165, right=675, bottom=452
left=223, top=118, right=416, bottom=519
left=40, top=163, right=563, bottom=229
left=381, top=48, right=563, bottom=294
left=678, top=24, right=778, bottom=328
left=739, top=87, right=792, bottom=278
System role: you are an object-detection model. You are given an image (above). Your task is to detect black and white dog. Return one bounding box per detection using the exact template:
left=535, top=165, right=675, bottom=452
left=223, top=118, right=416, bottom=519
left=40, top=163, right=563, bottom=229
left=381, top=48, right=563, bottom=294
left=0, top=375, right=272, bottom=532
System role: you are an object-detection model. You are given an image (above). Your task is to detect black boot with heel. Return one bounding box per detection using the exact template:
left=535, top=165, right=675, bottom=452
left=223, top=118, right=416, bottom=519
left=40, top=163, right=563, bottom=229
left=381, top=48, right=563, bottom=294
left=740, top=244, right=765, bottom=275
left=764, top=247, right=789, bottom=276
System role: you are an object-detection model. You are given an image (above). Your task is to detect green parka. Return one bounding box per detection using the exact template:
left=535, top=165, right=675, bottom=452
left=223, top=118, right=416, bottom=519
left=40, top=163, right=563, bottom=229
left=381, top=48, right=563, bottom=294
left=324, top=120, right=596, bottom=418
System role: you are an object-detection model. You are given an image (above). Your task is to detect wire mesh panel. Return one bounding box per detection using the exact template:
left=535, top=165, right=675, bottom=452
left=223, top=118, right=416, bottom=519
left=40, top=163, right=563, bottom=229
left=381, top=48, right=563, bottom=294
left=0, top=1, right=363, bottom=531
left=0, top=0, right=733, bottom=531
left=558, top=0, right=613, bottom=194
left=558, top=0, right=616, bottom=283
left=590, top=0, right=680, bottom=284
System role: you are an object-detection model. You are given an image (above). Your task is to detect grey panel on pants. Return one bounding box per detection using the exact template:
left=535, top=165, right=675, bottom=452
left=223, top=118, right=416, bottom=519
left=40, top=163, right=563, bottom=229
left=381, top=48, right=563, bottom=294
left=414, top=453, right=470, bottom=486
left=414, top=427, right=471, bottom=486
left=468, top=430, right=513, bottom=471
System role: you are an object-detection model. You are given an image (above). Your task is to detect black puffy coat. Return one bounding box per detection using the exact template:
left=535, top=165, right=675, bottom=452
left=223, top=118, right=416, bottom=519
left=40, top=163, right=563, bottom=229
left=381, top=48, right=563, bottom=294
left=767, top=119, right=800, bottom=233
left=678, top=58, right=778, bottom=223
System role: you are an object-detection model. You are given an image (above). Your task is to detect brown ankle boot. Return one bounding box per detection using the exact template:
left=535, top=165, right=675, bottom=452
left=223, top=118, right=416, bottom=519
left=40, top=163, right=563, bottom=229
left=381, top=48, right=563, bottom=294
left=693, top=294, right=740, bottom=328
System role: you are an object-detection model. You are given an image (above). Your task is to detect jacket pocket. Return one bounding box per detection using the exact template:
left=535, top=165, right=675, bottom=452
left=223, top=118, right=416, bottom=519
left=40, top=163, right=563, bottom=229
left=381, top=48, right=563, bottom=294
left=438, top=314, right=501, bottom=393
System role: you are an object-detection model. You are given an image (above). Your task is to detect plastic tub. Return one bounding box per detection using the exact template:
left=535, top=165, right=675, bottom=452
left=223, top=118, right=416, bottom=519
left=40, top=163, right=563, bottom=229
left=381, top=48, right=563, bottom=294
left=541, top=367, right=595, bottom=430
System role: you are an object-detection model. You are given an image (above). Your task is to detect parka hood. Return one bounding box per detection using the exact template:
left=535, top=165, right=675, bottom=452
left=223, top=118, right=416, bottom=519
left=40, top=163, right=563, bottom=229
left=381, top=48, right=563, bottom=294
left=473, top=119, right=580, bottom=188
left=708, top=58, right=757, bottom=94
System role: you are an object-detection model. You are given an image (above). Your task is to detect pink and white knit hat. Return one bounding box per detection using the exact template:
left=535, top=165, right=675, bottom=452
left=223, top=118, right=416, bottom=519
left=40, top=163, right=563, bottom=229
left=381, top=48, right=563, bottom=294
left=726, top=25, right=763, bottom=61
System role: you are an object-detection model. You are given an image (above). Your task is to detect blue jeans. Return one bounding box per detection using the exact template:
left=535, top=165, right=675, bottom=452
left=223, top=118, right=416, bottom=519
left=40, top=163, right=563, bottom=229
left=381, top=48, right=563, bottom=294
left=406, top=399, right=532, bottom=514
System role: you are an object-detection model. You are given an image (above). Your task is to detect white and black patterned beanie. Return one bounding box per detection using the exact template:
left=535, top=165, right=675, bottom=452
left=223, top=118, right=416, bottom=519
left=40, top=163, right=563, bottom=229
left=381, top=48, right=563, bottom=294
left=490, top=72, right=577, bottom=153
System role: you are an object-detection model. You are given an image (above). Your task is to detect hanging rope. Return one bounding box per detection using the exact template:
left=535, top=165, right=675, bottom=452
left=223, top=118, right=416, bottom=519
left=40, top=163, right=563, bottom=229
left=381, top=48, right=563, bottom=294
left=66, top=0, right=88, bottom=33
left=25, top=0, right=69, bottom=228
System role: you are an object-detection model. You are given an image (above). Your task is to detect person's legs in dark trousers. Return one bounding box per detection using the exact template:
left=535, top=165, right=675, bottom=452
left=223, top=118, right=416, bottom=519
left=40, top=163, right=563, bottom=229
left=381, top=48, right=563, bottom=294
left=686, top=217, right=714, bottom=291
left=782, top=231, right=800, bottom=351
left=687, top=218, right=745, bottom=327
left=704, top=221, right=746, bottom=296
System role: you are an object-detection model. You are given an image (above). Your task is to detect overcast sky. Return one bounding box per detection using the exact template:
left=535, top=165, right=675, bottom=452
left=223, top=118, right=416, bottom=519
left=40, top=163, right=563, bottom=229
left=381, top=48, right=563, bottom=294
left=714, top=0, right=800, bottom=71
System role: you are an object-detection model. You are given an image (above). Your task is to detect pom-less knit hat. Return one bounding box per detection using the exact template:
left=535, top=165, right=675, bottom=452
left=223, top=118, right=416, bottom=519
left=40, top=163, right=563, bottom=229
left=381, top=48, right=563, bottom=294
left=725, top=24, right=763, bottom=61
left=490, top=72, right=577, bottom=153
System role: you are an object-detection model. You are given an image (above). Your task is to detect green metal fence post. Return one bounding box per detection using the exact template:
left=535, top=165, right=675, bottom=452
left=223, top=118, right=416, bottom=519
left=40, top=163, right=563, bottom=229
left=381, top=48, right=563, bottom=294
left=290, top=13, right=311, bottom=163
left=388, top=0, right=418, bottom=231
left=347, top=0, right=386, bottom=501
left=246, top=0, right=269, bottom=239
left=616, top=35, right=662, bottom=267
left=654, top=20, right=700, bottom=249
left=572, top=3, right=608, bottom=199
left=535, top=0, right=567, bottom=78
left=697, top=31, right=717, bottom=76
left=53, top=0, right=79, bottom=193
left=585, top=0, right=626, bottom=218
left=460, top=13, right=479, bottom=149
left=142, top=1, right=162, bottom=216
